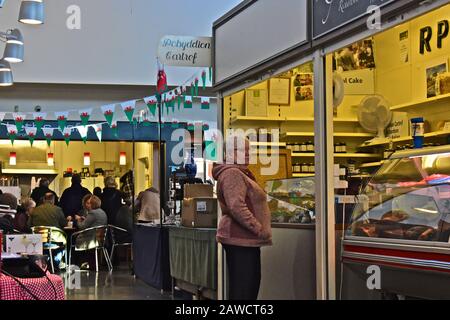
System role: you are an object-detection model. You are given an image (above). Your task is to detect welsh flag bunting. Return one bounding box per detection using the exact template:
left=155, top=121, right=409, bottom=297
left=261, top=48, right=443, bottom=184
left=93, top=123, right=103, bottom=142
left=184, top=96, right=193, bottom=109
left=33, top=112, right=46, bottom=132
left=13, top=113, right=26, bottom=132
left=6, top=124, right=17, bottom=145
left=63, top=127, right=72, bottom=146
left=177, top=95, right=182, bottom=110
left=55, top=111, right=69, bottom=132
left=194, top=78, right=199, bottom=97
left=171, top=119, right=179, bottom=128
left=25, top=127, right=37, bottom=146
left=144, top=96, right=157, bottom=117
left=121, top=100, right=136, bottom=123
left=77, top=126, right=89, bottom=144
left=187, top=122, right=194, bottom=131
left=209, top=67, right=213, bottom=82
left=142, top=118, right=152, bottom=127
left=79, top=108, right=92, bottom=127
left=203, top=123, right=210, bottom=131
left=101, top=104, right=115, bottom=127
left=182, top=86, right=187, bottom=96
left=42, top=127, right=54, bottom=147
left=201, top=97, right=210, bottom=110
left=201, top=70, right=207, bottom=90
left=111, top=121, right=119, bottom=138
left=190, top=82, right=195, bottom=97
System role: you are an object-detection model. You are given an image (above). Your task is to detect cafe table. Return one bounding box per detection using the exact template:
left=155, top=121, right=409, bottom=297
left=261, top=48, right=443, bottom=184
left=0, top=272, right=65, bottom=300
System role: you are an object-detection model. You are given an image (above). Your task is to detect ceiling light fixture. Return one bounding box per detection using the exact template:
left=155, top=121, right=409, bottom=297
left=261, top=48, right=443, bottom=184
left=0, top=59, right=13, bottom=86
left=19, top=0, right=44, bottom=25
left=2, top=29, right=24, bottom=63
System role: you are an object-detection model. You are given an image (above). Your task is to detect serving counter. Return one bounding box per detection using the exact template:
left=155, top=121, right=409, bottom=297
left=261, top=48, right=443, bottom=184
left=167, top=226, right=217, bottom=299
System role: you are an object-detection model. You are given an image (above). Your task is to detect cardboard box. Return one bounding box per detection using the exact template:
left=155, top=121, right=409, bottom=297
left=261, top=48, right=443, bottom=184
left=182, top=197, right=218, bottom=228
left=184, top=184, right=213, bottom=199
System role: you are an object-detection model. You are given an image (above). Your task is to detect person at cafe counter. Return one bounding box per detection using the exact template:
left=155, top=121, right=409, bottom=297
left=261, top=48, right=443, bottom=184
left=59, top=174, right=91, bottom=218
left=31, top=178, right=59, bottom=206
left=100, top=176, right=126, bottom=225
left=212, top=136, right=272, bottom=300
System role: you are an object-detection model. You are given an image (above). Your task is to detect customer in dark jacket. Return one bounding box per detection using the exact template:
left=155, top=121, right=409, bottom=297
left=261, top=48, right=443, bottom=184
left=13, top=198, right=35, bottom=233
left=31, top=178, right=59, bottom=206
left=100, top=176, right=125, bottom=225
left=0, top=193, right=18, bottom=234
left=60, top=174, right=91, bottom=218
left=28, top=193, right=67, bottom=230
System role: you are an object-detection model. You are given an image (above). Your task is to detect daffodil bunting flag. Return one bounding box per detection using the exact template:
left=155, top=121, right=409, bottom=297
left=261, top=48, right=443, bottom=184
left=25, top=127, right=37, bottom=146
left=32, top=113, right=46, bottom=132
left=77, top=126, right=89, bottom=144
left=79, top=108, right=92, bottom=127
left=6, top=124, right=17, bottom=145
left=63, top=127, right=72, bottom=146
left=184, top=95, right=193, bottom=109
left=55, top=111, right=69, bottom=132
left=101, top=104, right=115, bottom=127
left=13, top=113, right=26, bottom=132
left=144, top=96, right=157, bottom=117
left=121, top=100, right=136, bottom=124
left=201, top=97, right=210, bottom=110
left=201, top=70, right=207, bottom=90
left=93, top=124, right=103, bottom=142
left=42, top=127, right=54, bottom=147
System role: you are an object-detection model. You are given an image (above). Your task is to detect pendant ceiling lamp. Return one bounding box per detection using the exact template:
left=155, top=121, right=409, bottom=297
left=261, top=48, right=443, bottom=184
left=0, top=59, right=13, bottom=86
left=3, top=29, right=24, bottom=63
left=19, top=0, right=44, bottom=25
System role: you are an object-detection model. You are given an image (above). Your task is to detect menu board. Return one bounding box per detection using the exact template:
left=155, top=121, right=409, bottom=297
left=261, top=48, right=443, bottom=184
left=245, top=89, right=268, bottom=117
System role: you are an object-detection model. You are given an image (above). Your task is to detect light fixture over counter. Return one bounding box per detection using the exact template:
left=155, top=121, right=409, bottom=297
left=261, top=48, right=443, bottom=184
left=19, top=0, right=44, bottom=25
left=4, top=29, right=24, bottom=63
left=9, top=152, right=16, bottom=166
left=84, top=152, right=91, bottom=166
left=47, top=153, right=54, bottom=166
left=119, top=152, right=127, bottom=166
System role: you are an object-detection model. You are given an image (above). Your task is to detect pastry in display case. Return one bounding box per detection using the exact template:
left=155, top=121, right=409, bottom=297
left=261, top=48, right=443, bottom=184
left=265, top=177, right=315, bottom=224
left=343, top=145, right=450, bottom=299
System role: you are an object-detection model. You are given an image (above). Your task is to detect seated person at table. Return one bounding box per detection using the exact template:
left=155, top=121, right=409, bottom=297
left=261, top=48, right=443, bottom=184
left=59, top=174, right=91, bottom=218
left=74, top=195, right=107, bottom=250
left=135, top=187, right=162, bottom=223
left=13, top=198, right=36, bottom=233
left=28, top=193, right=67, bottom=230
left=31, top=178, right=59, bottom=206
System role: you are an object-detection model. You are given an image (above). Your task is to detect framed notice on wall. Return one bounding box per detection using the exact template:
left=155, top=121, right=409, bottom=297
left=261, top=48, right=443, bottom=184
left=245, top=89, right=268, bottom=117
left=268, top=78, right=291, bottom=106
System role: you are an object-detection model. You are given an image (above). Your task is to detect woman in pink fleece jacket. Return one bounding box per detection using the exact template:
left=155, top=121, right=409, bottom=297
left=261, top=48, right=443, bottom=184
left=212, top=137, right=272, bottom=300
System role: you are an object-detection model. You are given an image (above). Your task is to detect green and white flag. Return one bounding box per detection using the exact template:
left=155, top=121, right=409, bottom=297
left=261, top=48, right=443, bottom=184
left=201, top=97, right=210, bottom=110
left=77, top=125, right=89, bottom=144
left=13, top=113, right=26, bottom=132
left=42, top=127, right=55, bottom=147
left=121, top=100, right=137, bottom=123
left=62, top=127, right=72, bottom=146
left=25, top=127, right=37, bottom=146
left=101, top=104, right=116, bottom=127
left=144, top=96, right=158, bottom=117
left=79, top=108, right=92, bottom=127
left=32, top=112, right=46, bottom=132
left=93, top=123, right=103, bottom=142
left=6, top=124, right=17, bottom=145
left=55, top=111, right=69, bottom=132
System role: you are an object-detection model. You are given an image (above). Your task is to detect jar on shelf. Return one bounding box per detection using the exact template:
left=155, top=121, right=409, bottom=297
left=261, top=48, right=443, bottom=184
left=301, top=163, right=309, bottom=173
left=341, top=143, right=347, bottom=153
left=294, top=163, right=301, bottom=172
left=300, top=143, right=307, bottom=152
left=308, top=163, right=315, bottom=173
left=306, top=141, right=314, bottom=152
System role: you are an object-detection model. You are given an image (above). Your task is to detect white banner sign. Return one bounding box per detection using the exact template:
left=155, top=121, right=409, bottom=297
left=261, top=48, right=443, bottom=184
left=158, top=35, right=212, bottom=67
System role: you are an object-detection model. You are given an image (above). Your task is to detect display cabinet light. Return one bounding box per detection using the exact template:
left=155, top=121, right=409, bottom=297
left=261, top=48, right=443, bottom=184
left=84, top=152, right=91, bottom=166
left=47, top=153, right=54, bottom=166
left=119, top=152, right=126, bottom=166
left=9, top=152, right=16, bottom=166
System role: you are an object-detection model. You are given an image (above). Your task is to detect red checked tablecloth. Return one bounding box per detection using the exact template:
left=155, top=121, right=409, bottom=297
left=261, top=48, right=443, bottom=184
left=0, top=272, right=65, bottom=300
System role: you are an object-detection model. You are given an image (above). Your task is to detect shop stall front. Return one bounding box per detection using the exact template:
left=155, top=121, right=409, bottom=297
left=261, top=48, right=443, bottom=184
left=215, top=0, right=450, bottom=300
left=213, top=0, right=317, bottom=300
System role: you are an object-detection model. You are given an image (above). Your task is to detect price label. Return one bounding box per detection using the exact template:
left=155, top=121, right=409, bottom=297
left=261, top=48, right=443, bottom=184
left=196, top=201, right=207, bottom=212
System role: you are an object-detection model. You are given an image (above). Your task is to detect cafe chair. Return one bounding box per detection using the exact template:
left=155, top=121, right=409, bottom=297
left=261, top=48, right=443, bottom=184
left=108, top=225, right=133, bottom=270
left=31, top=226, right=68, bottom=274
left=68, top=225, right=112, bottom=272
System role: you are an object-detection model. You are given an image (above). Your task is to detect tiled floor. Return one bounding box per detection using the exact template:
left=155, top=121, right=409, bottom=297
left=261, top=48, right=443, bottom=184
left=62, top=267, right=173, bottom=300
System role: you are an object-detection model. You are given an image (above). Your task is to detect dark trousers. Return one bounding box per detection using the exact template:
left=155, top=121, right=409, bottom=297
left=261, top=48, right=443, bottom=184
left=223, top=244, right=261, bottom=300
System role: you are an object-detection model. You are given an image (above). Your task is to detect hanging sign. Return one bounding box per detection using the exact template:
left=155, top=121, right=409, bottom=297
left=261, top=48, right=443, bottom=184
left=312, top=0, right=395, bottom=39
left=157, top=35, right=212, bottom=67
